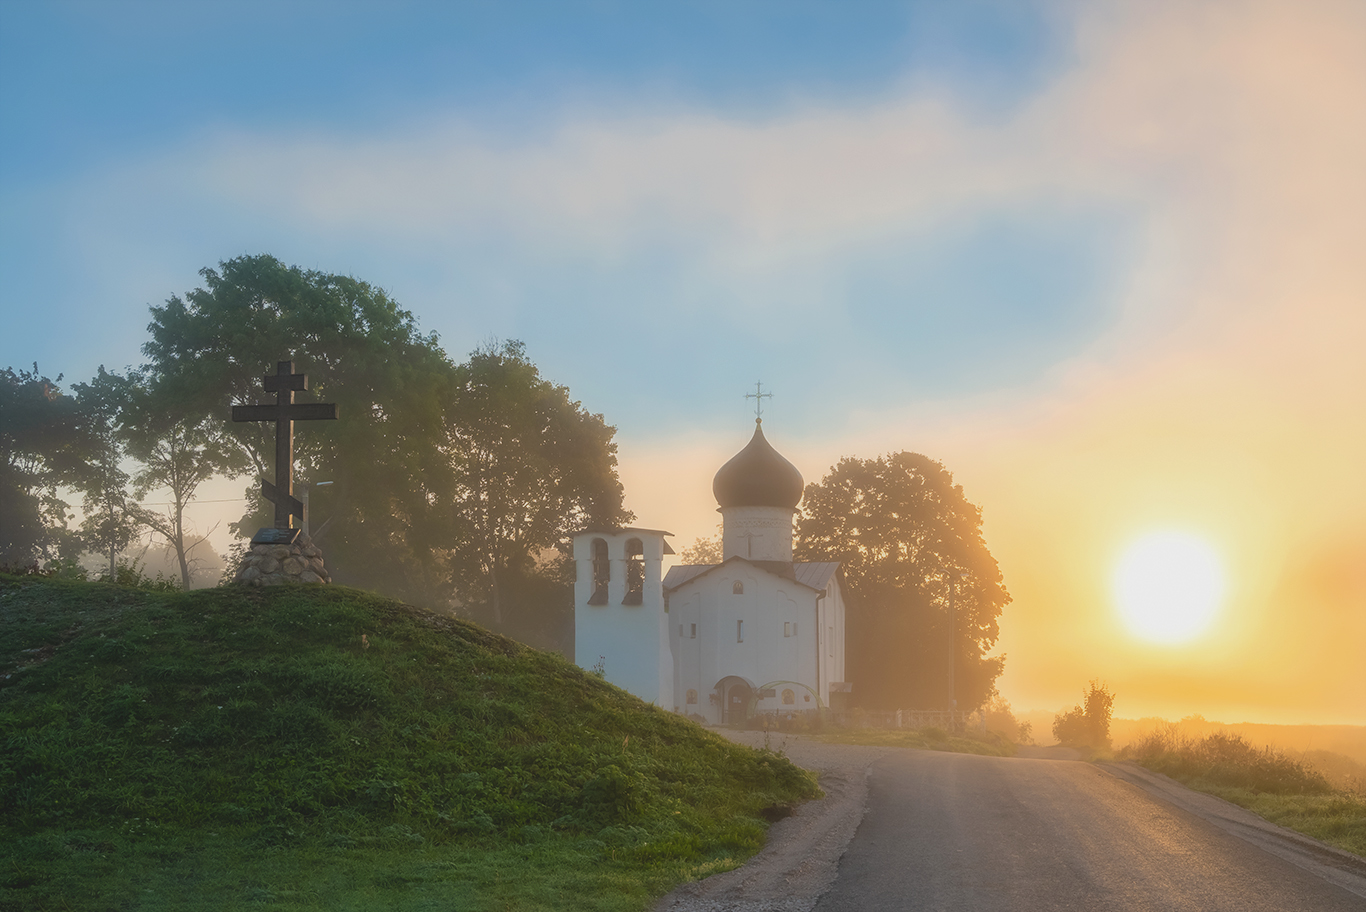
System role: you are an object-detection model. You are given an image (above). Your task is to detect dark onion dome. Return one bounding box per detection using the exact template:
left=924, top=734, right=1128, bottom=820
left=713, top=420, right=804, bottom=509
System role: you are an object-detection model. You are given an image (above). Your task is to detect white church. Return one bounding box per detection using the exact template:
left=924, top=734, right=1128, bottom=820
left=572, top=418, right=848, bottom=724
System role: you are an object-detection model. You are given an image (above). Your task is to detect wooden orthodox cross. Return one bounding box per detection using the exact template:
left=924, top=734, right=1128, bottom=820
left=232, top=361, right=337, bottom=543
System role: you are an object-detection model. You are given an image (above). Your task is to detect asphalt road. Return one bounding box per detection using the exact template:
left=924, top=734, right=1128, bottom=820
left=813, top=750, right=1366, bottom=912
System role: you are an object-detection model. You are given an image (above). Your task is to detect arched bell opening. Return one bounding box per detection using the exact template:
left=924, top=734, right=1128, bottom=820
left=624, top=537, right=644, bottom=605
left=589, top=538, right=610, bottom=605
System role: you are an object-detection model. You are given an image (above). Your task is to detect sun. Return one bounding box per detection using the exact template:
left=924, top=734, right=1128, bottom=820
left=1113, top=531, right=1226, bottom=644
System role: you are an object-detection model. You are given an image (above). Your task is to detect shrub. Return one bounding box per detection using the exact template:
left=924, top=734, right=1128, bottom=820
left=1053, top=680, right=1114, bottom=749
left=97, top=558, right=180, bottom=591
left=1122, top=729, right=1332, bottom=796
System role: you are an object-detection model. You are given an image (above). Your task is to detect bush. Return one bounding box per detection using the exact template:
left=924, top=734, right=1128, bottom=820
left=1122, top=729, right=1332, bottom=796
left=1053, top=680, right=1114, bottom=749
left=97, top=558, right=180, bottom=591
left=981, top=691, right=1033, bottom=745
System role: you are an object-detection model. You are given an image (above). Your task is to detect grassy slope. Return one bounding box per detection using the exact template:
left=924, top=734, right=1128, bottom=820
left=1121, top=732, right=1366, bottom=858
left=0, top=576, right=818, bottom=912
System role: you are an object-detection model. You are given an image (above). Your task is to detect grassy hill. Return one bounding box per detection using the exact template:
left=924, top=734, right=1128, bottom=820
left=0, top=575, right=818, bottom=911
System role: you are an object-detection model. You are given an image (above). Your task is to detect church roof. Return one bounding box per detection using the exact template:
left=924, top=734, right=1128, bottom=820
left=793, top=561, right=840, bottom=590
left=663, top=558, right=840, bottom=593
left=712, top=420, right=805, bottom=509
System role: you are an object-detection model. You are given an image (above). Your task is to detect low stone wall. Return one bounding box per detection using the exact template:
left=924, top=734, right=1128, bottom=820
left=234, top=534, right=330, bottom=586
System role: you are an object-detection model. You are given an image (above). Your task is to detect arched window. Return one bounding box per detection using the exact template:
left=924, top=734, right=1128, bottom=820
left=732, top=581, right=744, bottom=595
left=589, top=538, right=610, bottom=605
left=624, top=538, right=644, bottom=605
left=686, top=689, right=698, bottom=705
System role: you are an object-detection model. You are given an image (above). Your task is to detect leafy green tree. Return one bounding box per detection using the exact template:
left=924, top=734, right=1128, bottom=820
left=1053, top=680, right=1115, bottom=750
left=121, top=376, right=234, bottom=589
left=141, top=254, right=457, bottom=605
left=678, top=525, right=722, bottom=565
left=70, top=367, right=145, bottom=580
left=442, top=341, right=632, bottom=635
left=0, top=365, right=90, bottom=565
left=795, top=452, right=1010, bottom=712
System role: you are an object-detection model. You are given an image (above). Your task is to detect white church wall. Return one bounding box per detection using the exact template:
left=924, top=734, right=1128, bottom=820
left=669, top=563, right=824, bottom=721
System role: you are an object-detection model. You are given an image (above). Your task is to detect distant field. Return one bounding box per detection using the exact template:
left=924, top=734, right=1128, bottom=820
left=1017, top=709, right=1366, bottom=790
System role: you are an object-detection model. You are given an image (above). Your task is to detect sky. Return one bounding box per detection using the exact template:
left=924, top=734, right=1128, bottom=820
left=2, top=0, right=1363, bottom=725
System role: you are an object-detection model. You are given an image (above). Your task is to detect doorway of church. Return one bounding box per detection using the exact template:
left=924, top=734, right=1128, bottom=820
left=721, top=678, right=753, bottom=725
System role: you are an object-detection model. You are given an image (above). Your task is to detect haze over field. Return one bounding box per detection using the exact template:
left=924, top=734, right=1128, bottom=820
left=2, top=1, right=1362, bottom=725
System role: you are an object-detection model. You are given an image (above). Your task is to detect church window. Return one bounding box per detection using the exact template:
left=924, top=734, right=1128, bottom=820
left=737, top=619, right=744, bottom=642
left=624, top=538, right=644, bottom=605
left=782, top=688, right=795, bottom=705
left=686, top=689, right=698, bottom=705
left=589, top=538, right=609, bottom=605
left=732, top=581, right=744, bottom=594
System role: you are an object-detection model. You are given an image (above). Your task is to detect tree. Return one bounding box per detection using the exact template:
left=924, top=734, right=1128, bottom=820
left=795, top=452, right=1010, bottom=712
left=121, top=377, right=233, bottom=589
left=1053, top=680, right=1115, bottom=750
left=70, top=367, right=145, bottom=581
left=678, top=525, right=722, bottom=565
left=141, top=254, right=457, bottom=605
left=0, top=365, right=89, bottom=566
left=442, top=341, right=632, bottom=634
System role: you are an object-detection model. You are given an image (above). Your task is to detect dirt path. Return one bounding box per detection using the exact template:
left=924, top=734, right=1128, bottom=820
left=652, top=731, right=890, bottom=912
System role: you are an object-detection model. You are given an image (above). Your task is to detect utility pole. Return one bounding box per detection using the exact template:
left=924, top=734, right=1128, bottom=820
left=947, top=568, right=968, bottom=729
left=301, top=481, right=332, bottom=537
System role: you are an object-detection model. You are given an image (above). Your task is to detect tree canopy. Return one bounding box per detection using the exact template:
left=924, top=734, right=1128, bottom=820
left=69, top=367, right=144, bottom=580
left=121, top=375, right=233, bottom=589
left=442, top=341, right=632, bottom=641
left=795, top=451, right=1010, bottom=712
left=0, top=365, right=91, bottom=566
left=138, top=255, right=630, bottom=644
left=142, top=254, right=457, bottom=604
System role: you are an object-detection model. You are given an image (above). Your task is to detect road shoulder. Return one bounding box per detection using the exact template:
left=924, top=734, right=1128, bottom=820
left=652, top=732, right=887, bottom=912
left=1099, top=760, right=1366, bottom=900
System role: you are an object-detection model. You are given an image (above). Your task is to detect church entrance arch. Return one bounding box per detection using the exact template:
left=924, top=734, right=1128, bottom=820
left=717, top=676, right=754, bottom=725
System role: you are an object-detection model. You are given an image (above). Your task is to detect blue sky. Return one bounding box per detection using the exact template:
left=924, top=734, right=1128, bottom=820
left=1, top=0, right=1103, bottom=431
left=4, top=1, right=1363, bottom=722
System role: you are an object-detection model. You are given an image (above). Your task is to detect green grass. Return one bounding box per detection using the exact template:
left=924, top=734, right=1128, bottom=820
left=0, top=575, right=819, bottom=911
left=809, top=725, right=1016, bottom=757
left=1121, top=730, right=1366, bottom=857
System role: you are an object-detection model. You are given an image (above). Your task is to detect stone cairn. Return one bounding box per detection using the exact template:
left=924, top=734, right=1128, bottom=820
left=234, top=533, right=330, bottom=586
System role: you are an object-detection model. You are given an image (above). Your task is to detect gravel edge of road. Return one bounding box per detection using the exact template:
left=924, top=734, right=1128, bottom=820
left=651, top=732, right=891, bottom=912
left=1098, top=760, right=1366, bottom=901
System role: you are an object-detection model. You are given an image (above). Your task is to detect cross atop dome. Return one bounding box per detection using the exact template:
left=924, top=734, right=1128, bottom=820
left=745, top=381, right=772, bottom=422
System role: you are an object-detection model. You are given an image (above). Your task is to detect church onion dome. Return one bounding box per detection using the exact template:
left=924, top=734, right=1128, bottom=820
left=713, top=420, right=804, bottom=509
